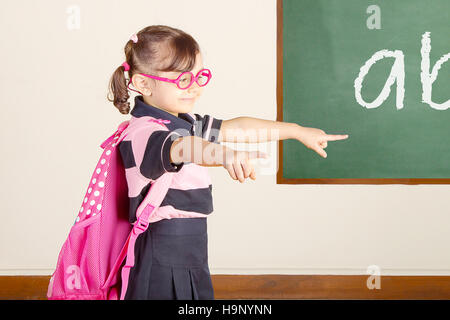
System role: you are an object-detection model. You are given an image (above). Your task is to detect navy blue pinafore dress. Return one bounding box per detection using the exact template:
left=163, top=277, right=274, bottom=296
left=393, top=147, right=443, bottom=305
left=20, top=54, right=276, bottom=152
left=124, top=218, right=213, bottom=299
left=118, top=96, right=223, bottom=300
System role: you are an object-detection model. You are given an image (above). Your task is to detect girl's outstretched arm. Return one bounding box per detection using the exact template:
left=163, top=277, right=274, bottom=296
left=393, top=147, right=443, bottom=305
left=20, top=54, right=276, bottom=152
left=217, top=117, right=349, bottom=158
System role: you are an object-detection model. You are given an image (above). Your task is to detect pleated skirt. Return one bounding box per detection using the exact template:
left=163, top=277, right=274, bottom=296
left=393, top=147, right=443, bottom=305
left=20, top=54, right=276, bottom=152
left=123, top=217, right=214, bottom=300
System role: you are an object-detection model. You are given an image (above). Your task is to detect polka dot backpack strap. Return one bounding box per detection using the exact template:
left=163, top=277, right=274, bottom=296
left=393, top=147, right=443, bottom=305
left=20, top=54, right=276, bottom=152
left=47, top=120, right=133, bottom=300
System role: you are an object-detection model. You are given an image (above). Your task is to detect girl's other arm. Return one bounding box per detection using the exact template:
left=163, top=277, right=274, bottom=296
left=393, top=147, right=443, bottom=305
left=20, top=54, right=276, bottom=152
left=170, top=135, right=267, bottom=182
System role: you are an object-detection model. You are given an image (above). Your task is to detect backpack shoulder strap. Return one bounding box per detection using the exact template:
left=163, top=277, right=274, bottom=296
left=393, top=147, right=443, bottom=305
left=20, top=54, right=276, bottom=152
left=119, top=172, right=174, bottom=300
left=114, top=117, right=175, bottom=300
left=123, top=116, right=175, bottom=227
left=100, top=120, right=130, bottom=149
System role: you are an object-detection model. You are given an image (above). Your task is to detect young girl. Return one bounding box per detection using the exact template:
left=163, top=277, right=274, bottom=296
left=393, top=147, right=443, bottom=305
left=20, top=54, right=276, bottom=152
left=107, top=25, right=348, bottom=300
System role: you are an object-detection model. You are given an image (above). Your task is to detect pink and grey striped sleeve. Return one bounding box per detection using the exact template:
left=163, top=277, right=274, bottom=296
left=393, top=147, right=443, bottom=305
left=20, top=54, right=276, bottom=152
left=119, top=125, right=185, bottom=181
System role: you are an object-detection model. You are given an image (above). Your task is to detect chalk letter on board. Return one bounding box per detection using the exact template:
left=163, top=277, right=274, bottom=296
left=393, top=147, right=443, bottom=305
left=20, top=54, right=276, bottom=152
left=366, top=5, right=381, bottom=30
left=354, top=50, right=405, bottom=110
left=420, top=32, right=450, bottom=111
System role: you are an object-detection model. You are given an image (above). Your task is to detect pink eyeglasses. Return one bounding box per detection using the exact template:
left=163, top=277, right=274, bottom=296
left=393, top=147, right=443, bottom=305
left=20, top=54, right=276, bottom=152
left=127, top=68, right=212, bottom=94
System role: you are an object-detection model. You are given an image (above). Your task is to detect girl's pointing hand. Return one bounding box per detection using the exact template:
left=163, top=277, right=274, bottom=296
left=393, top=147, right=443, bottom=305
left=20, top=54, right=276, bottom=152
left=296, top=126, right=349, bottom=158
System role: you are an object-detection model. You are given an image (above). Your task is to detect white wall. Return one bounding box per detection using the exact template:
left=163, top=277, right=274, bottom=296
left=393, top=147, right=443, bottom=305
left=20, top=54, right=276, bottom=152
left=1, top=0, right=449, bottom=276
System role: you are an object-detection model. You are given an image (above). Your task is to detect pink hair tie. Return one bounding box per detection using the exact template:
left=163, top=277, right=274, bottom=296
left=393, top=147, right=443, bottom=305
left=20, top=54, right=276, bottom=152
left=130, top=33, right=138, bottom=43
left=122, top=62, right=130, bottom=71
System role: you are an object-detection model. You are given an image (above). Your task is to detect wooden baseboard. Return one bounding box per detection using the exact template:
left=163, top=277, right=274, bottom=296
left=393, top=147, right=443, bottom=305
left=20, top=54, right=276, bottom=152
left=2, top=275, right=450, bottom=300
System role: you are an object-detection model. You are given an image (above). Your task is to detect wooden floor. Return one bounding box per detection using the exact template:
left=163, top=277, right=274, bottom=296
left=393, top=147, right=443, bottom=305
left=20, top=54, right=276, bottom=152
left=2, top=275, right=450, bottom=299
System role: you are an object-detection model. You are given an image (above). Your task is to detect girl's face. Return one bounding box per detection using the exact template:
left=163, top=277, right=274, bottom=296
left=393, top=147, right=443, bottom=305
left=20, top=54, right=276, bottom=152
left=133, top=52, right=205, bottom=117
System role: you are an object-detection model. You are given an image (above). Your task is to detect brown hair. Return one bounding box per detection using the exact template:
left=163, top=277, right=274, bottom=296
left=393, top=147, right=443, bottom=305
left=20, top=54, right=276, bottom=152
left=107, top=25, right=201, bottom=114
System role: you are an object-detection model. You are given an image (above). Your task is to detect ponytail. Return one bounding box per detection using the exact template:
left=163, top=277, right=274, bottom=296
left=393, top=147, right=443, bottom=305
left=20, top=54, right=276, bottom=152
left=107, top=64, right=130, bottom=114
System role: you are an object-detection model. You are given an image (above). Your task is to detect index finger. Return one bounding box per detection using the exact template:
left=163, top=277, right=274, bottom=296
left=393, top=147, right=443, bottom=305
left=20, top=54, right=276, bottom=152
left=324, top=134, right=349, bottom=141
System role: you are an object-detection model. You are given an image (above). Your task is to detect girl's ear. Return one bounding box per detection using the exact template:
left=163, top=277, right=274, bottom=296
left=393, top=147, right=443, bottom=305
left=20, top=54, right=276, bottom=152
left=132, top=74, right=152, bottom=96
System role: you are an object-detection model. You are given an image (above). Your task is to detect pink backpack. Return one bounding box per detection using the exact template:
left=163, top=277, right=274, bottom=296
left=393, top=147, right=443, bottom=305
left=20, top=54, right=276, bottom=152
left=47, top=119, right=175, bottom=300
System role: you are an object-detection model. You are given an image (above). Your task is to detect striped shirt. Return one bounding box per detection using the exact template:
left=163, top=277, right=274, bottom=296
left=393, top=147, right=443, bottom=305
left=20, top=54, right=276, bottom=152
left=118, top=95, right=223, bottom=223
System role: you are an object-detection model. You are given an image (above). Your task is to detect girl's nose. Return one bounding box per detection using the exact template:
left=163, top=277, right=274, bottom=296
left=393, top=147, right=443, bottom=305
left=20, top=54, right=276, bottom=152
left=187, top=80, right=201, bottom=93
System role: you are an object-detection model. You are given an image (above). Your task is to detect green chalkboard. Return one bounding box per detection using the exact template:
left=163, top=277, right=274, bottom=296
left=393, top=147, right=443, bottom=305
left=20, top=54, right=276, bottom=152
left=277, top=0, right=450, bottom=184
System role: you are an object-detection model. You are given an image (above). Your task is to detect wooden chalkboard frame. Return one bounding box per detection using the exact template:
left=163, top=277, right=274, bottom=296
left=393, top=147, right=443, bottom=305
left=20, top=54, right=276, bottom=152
left=276, top=0, right=450, bottom=185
